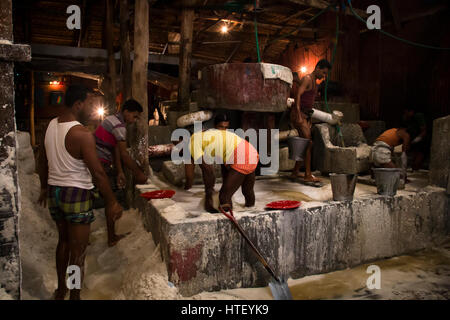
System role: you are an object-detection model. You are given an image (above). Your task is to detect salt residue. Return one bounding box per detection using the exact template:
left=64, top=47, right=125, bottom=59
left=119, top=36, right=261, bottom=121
left=18, top=169, right=243, bottom=300
left=0, top=287, right=13, bottom=300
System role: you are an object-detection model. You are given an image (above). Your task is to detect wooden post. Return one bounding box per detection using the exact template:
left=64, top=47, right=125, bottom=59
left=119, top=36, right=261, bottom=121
left=120, top=0, right=132, bottom=100
left=178, top=1, right=195, bottom=111
left=30, top=71, right=35, bottom=147
left=0, top=0, right=31, bottom=300
left=131, top=0, right=149, bottom=176
left=105, top=0, right=117, bottom=114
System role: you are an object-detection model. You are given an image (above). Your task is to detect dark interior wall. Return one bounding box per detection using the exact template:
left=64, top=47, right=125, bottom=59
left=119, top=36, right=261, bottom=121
left=276, top=11, right=361, bottom=104
left=276, top=1, right=450, bottom=127
left=358, top=1, right=450, bottom=126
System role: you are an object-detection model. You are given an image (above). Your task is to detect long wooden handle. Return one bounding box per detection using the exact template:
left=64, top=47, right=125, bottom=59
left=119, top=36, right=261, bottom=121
left=220, top=208, right=280, bottom=282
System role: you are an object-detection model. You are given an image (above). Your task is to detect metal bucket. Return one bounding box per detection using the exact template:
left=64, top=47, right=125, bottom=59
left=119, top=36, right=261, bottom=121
left=373, top=168, right=402, bottom=196
left=287, top=137, right=309, bottom=161
left=330, top=173, right=357, bottom=201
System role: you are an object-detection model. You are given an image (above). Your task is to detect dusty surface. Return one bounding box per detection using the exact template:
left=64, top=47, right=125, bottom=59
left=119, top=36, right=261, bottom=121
left=167, top=170, right=432, bottom=216
left=17, top=169, right=450, bottom=300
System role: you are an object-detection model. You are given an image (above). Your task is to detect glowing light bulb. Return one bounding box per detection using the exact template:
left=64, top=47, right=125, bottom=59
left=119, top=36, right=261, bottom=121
left=97, top=107, right=105, bottom=118
left=300, top=66, right=307, bottom=73
left=221, top=25, right=228, bottom=33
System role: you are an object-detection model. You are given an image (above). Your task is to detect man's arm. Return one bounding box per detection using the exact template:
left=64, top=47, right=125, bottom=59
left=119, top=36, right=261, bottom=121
left=37, top=135, right=48, bottom=207
left=116, top=140, right=147, bottom=184
left=76, top=129, right=122, bottom=217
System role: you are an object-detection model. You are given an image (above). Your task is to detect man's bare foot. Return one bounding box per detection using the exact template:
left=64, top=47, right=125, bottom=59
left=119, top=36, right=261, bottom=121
left=303, top=174, right=321, bottom=183
left=108, top=232, right=130, bottom=247
left=205, top=198, right=219, bottom=214
left=53, top=288, right=67, bottom=300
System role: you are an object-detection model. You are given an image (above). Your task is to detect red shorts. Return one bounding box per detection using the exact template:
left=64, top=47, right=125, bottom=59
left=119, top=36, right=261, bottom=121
left=228, top=140, right=259, bottom=175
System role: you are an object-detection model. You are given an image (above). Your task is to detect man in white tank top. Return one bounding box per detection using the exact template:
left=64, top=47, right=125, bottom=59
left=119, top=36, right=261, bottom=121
left=37, top=85, right=123, bottom=300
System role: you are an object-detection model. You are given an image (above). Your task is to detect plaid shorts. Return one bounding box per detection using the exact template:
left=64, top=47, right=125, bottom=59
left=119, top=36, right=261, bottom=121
left=48, top=186, right=96, bottom=224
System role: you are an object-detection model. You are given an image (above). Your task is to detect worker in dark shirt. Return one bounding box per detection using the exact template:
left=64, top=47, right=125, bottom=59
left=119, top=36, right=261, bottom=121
left=290, top=59, right=331, bottom=183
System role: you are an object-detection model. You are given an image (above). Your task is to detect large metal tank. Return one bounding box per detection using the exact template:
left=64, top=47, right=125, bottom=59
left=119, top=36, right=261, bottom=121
left=198, top=63, right=292, bottom=113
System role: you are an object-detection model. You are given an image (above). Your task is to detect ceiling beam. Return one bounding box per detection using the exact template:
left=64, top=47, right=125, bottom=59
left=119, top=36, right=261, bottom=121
left=288, top=0, right=368, bottom=17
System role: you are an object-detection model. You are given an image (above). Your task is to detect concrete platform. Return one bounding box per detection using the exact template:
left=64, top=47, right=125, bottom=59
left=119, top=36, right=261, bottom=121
left=135, top=172, right=449, bottom=296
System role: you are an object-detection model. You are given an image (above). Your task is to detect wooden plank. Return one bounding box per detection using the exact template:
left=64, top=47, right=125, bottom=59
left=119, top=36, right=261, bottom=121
left=30, top=71, right=35, bottom=147
left=120, top=0, right=132, bottom=100
left=105, top=0, right=117, bottom=113
left=288, top=0, right=368, bottom=17
left=132, top=0, right=150, bottom=176
left=178, top=0, right=195, bottom=111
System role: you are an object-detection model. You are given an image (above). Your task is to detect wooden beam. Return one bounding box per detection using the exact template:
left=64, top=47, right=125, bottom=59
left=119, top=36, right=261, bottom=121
left=178, top=1, right=195, bottom=111
left=30, top=44, right=215, bottom=67
left=120, top=0, right=132, bottom=100
left=30, top=71, right=35, bottom=147
left=288, top=0, right=368, bottom=17
left=132, top=0, right=150, bottom=176
left=105, top=0, right=117, bottom=113
left=262, top=8, right=313, bottom=58
left=387, top=0, right=402, bottom=32
left=77, top=0, right=88, bottom=47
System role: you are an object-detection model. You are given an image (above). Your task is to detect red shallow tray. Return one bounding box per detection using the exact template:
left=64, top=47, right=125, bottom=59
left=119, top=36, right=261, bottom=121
left=140, top=190, right=176, bottom=200
left=265, top=200, right=301, bottom=210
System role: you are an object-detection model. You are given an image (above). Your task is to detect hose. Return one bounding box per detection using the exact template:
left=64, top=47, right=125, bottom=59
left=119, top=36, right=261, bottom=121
left=324, top=8, right=345, bottom=148
left=254, top=0, right=261, bottom=62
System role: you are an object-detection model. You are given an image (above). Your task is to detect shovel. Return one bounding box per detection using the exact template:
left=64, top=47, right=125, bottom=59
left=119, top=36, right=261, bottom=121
left=219, top=206, right=293, bottom=300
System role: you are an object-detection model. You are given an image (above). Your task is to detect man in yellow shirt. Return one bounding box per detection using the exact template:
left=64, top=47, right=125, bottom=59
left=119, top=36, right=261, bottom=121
left=184, top=114, right=259, bottom=213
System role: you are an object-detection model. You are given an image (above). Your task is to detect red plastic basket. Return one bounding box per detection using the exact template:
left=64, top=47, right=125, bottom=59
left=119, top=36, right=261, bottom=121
left=265, top=200, right=301, bottom=210
left=140, top=190, right=176, bottom=200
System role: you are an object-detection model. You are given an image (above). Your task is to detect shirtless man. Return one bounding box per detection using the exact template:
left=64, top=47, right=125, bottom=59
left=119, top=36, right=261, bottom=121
left=291, top=59, right=331, bottom=183
left=372, top=127, right=411, bottom=171
left=38, top=85, right=123, bottom=300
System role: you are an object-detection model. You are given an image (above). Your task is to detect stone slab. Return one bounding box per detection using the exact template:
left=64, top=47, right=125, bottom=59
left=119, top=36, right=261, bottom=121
left=137, top=175, right=449, bottom=297
left=429, top=115, right=450, bottom=189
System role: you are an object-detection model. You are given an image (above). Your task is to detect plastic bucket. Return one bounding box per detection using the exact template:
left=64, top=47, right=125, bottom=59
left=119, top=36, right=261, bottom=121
left=330, top=173, right=357, bottom=201
left=373, top=168, right=402, bottom=196
left=287, top=137, right=309, bottom=161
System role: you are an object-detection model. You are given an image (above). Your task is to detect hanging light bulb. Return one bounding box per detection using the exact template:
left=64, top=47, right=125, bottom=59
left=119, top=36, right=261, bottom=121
left=221, top=25, right=228, bottom=33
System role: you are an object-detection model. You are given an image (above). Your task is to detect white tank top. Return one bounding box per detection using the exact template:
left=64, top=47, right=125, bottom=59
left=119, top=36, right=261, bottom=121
left=45, top=118, right=94, bottom=190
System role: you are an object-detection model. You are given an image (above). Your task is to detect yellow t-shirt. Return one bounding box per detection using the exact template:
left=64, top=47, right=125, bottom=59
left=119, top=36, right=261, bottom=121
left=189, top=129, right=243, bottom=163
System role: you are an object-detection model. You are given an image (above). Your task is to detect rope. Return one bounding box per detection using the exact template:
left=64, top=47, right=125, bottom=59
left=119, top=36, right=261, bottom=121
left=347, top=0, right=450, bottom=51
left=254, top=0, right=261, bottom=62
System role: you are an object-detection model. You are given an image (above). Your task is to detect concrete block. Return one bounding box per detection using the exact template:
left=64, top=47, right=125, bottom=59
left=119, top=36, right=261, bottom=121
left=362, top=121, right=386, bottom=145
left=137, top=183, right=449, bottom=297
left=148, top=126, right=173, bottom=146
left=278, top=147, right=295, bottom=172
left=312, top=124, right=371, bottom=174
left=429, top=115, right=450, bottom=188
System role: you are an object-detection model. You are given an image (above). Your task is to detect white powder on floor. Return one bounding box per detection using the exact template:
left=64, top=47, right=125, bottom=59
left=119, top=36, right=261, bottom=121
left=18, top=168, right=243, bottom=300
left=0, top=287, right=13, bottom=300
